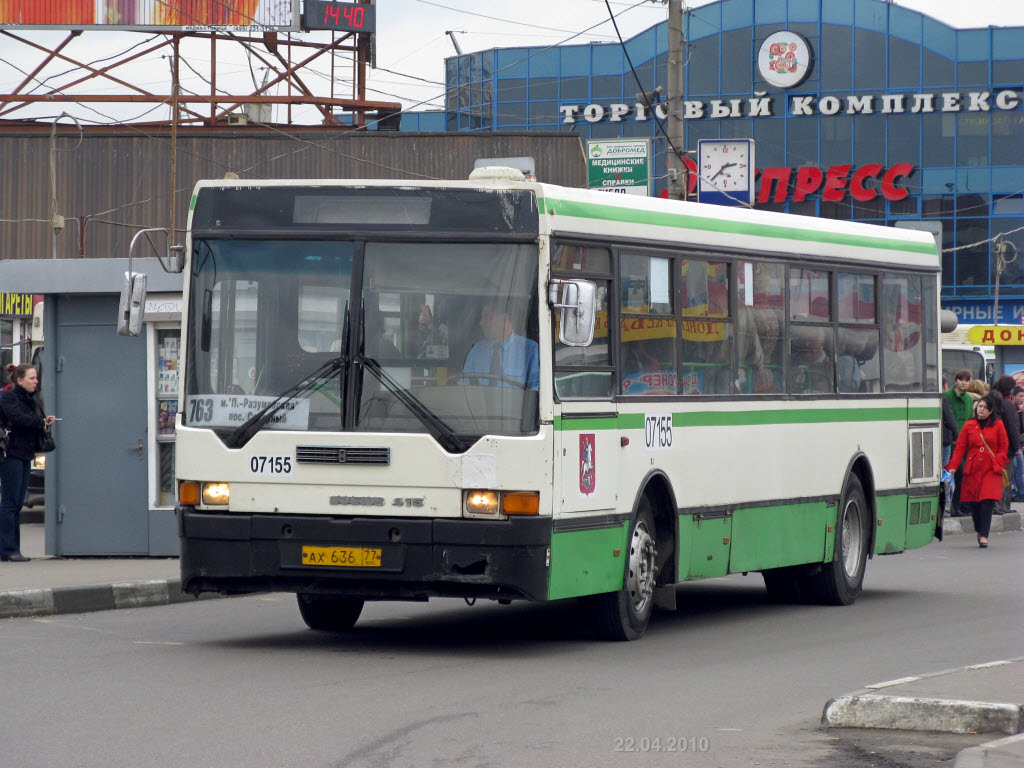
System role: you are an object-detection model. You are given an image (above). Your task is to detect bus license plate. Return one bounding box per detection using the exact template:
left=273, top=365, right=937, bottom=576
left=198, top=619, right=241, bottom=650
left=301, top=546, right=382, bottom=568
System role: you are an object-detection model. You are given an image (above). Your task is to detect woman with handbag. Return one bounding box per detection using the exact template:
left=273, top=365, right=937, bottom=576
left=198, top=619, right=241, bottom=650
left=944, top=392, right=1007, bottom=548
left=0, top=364, right=56, bottom=562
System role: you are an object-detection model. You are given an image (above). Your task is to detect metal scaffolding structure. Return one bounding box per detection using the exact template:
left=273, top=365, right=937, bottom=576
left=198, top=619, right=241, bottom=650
left=0, top=27, right=401, bottom=130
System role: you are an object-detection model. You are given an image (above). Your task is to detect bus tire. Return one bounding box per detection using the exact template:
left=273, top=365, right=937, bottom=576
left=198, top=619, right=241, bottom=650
left=588, top=501, right=657, bottom=641
left=806, top=475, right=869, bottom=606
left=297, top=594, right=364, bottom=632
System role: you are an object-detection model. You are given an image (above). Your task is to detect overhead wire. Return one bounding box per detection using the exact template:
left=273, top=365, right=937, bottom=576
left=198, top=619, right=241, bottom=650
left=3, top=2, right=1021, bottom=249
left=412, top=0, right=623, bottom=37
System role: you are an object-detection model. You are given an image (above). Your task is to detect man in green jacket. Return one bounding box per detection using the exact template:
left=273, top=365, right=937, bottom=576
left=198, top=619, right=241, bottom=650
left=944, top=369, right=974, bottom=434
left=943, top=369, right=974, bottom=516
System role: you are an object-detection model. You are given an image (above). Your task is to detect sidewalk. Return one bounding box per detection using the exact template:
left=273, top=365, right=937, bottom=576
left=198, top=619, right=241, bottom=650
left=0, top=523, right=193, bottom=619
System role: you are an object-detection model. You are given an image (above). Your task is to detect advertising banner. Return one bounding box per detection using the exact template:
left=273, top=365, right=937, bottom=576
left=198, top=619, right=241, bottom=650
left=0, top=0, right=296, bottom=30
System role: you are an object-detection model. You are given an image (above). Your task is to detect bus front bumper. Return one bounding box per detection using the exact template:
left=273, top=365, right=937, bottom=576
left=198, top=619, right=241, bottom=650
left=177, top=507, right=551, bottom=602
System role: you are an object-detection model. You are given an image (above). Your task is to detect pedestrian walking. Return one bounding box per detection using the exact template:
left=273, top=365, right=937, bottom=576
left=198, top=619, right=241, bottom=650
left=941, top=395, right=959, bottom=468
left=1013, top=385, right=1024, bottom=502
left=943, top=369, right=974, bottom=432
left=0, top=364, right=56, bottom=562
left=2, top=362, right=16, bottom=391
left=991, top=376, right=1020, bottom=514
left=965, top=378, right=988, bottom=413
left=943, top=370, right=975, bottom=516
left=944, top=392, right=1007, bottom=548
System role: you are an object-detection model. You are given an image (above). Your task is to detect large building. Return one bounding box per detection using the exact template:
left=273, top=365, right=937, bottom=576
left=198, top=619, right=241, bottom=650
left=430, top=0, right=1024, bottom=326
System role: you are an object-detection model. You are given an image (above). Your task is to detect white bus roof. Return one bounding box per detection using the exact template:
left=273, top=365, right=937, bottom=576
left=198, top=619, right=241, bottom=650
left=190, top=176, right=938, bottom=270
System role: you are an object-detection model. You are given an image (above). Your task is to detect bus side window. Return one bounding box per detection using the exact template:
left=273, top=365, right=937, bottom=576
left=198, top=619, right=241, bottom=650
left=881, top=274, right=924, bottom=392
left=679, top=258, right=732, bottom=395
left=737, top=260, right=785, bottom=395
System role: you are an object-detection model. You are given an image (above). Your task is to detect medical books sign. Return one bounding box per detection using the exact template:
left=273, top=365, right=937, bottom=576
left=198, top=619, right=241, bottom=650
left=587, top=139, right=652, bottom=196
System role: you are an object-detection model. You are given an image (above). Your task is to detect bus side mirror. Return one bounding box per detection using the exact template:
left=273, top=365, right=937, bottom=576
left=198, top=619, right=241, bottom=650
left=116, top=271, right=147, bottom=337
left=549, top=279, right=596, bottom=347
left=939, top=309, right=958, bottom=333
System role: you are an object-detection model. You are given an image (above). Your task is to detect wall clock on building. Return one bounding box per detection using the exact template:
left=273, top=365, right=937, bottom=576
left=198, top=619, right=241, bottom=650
left=697, top=139, right=755, bottom=206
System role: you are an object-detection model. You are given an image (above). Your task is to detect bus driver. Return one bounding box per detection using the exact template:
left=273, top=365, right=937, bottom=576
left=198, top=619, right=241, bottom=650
left=463, top=302, right=539, bottom=390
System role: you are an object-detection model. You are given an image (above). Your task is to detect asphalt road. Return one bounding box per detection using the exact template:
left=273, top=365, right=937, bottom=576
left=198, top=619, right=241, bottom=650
left=1, top=530, right=1021, bottom=768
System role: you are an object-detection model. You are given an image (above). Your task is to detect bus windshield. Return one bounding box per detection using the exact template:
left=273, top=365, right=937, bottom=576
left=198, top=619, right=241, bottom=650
left=183, top=239, right=539, bottom=449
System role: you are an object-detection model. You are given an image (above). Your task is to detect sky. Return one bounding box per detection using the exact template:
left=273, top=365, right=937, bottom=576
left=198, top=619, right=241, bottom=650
left=1, top=0, right=1023, bottom=126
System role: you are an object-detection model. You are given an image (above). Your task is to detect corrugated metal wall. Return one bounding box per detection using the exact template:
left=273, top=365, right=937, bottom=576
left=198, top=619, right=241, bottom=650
left=0, top=130, right=586, bottom=261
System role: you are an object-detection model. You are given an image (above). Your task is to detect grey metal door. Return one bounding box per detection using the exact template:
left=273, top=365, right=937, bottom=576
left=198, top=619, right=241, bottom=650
left=52, top=296, right=149, bottom=555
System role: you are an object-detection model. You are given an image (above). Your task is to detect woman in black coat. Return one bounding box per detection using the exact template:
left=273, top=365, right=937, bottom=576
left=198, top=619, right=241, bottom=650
left=0, top=364, right=56, bottom=562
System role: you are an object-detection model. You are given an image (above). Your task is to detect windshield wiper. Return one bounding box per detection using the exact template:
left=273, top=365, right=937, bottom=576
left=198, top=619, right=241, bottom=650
left=226, top=305, right=351, bottom=449
left=361, top=356, right=468, bottom=453
left=224, top=356, right=345, bottom=449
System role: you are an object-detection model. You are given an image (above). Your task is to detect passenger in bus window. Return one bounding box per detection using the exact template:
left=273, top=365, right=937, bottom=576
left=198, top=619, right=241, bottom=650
left=463, top=302, right=539, bottom=390
left=414, top=303, right=448, bottom=360
left=790, top=326, right=834, bottom=394
left=837, top=329, right=878, bottom=394
left=621, top=338, right=676, bottom=396
left=735, top=305, right=764, bottom=393
left=750, top=308, right=784, bottom=394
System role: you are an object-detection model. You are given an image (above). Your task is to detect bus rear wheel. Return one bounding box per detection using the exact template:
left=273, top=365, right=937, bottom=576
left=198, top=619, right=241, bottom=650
left=806, top=475, right=869, bottom=605
left=297, top=594, right=364, bottom=632
left=588, top=502, right=657, bottom=641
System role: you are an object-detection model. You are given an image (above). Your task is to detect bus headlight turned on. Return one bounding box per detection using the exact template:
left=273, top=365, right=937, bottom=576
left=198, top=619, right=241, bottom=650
left=463, top=490, right=539, bottom=518
left=201, top=482, right=231, bottom=506
left=464, top=490, right=500, bottom=518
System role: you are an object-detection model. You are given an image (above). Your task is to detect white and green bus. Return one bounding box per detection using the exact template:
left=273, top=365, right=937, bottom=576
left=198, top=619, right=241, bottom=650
left=176, top=168, right=942, bottom=640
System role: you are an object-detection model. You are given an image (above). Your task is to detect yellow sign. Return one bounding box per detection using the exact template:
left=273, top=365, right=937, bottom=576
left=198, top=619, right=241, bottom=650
left=620, top=317, right=677, bottom=342
left=967, top=325, right=1024, bottom=345
left=0, top=293, right=33, bottom=317
left=680, top=318, right=725, bottom=342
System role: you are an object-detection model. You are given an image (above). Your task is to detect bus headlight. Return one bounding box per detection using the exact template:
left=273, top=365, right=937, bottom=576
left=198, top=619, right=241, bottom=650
left=202, top=482, right=231, bottom=505
left=463, top=490, right=540, bottom=518
left=464, top=490, right=499, bottom=517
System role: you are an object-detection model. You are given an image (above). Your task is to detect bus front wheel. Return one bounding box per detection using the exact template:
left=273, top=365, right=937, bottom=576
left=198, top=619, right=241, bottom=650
left=588, top=501, right=657, bottom=641
left=806, top=475, right=869, bottom=605
left=297, top=594, right=364, bottom=632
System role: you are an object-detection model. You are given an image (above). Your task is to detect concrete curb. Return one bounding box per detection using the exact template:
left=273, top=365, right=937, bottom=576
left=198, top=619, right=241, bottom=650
left=822, top=693, right=1023, bottom=734
left=0, top=578, right=213, bottom=619
left=822, top=659, right=1024, bottom=735
left=943, top=511, right=1022, bottom=536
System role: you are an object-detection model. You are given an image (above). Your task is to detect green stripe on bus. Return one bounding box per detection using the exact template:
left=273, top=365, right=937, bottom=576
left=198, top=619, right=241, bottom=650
left=539, top=197, right=935, bottom=256
left=555, top=406, right=939, bottom=431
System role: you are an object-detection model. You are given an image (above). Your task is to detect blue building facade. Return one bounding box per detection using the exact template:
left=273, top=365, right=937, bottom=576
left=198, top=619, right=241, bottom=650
left=431, top=0, right=1024, bottom=324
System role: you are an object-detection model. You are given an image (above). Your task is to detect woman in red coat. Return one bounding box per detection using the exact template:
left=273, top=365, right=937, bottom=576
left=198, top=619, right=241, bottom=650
left=944, top=392, right=1007, bottom=548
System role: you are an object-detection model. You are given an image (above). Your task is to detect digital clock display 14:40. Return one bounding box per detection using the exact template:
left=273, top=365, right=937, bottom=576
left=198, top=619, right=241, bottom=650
left=303, top=1, right=376, bottom=33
